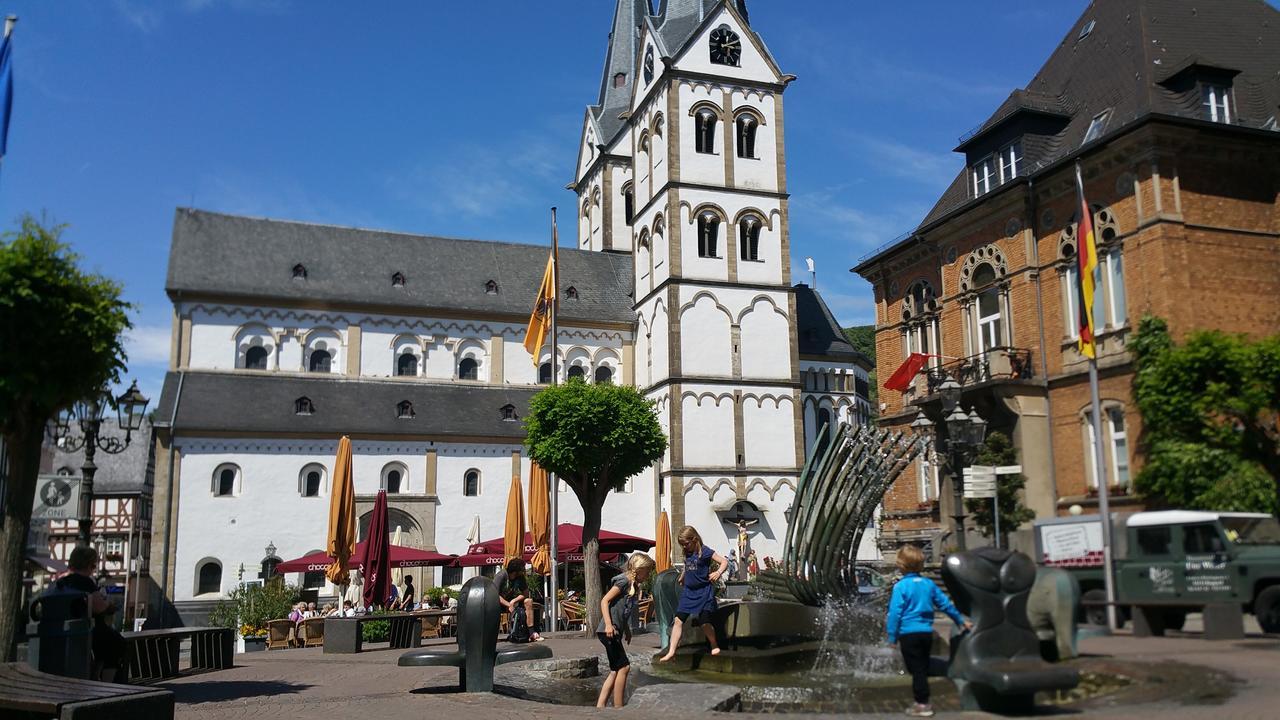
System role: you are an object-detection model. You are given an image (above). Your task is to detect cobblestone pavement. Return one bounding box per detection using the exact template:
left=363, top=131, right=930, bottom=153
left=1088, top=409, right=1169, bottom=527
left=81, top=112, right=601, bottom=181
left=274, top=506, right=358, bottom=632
left=161, top=625, right=1280, bottom=720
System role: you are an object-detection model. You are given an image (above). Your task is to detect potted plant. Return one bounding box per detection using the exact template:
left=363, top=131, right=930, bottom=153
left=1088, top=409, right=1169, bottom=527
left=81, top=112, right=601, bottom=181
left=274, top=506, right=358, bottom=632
left=208, top=578, right=301, bottom=653
left=240, top=624, right=267, bottom=652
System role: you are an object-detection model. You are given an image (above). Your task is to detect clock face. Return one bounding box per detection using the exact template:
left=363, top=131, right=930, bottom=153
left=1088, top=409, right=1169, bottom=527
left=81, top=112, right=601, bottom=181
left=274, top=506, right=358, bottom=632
left=709, top=26, right=741, bottom=66
left=643, top=47, right=655, bottom=84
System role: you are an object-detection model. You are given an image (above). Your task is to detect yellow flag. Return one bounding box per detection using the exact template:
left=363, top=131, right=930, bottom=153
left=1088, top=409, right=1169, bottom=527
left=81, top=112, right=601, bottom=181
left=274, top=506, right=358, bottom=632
left=523, top=253, right=556, bottom=363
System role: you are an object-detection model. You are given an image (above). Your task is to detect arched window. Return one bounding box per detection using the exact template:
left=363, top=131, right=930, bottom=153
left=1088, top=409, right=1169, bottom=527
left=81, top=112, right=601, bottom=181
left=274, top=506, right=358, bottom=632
left=308, top=349, right=332, bottom=373
left=464, top=469, right=480, bottom=497
left=735, top=114, right=757, bottom=158
left=385, top=469, right=402, bottom=494
left=245, top=345, right=270, bottom=370
left=814, top=407, right=833, bottom=457
left=697, top=212, right=720, bottom=258
left=695, top=109, right=716, bottom=154
left=566, top=286, right=579, bottom=300
left=391, top=272, right=406, bottom=288
left=299, top=464, right=325, bottom=497
left=292, top=264, right=307, bottom=280
left=568, top=365, right=586, bottom=381
left=295, top=396, right=315, bottom=415
left=458, top=357, right=479, bottom=380
left=397, top=352, right=418, bottom=377
left=738, top=215, right=761, bottom=261
left=972, top=264, right=1003, bottom=352
left=380, top=463, right=408, bottom=493
left=196, top=560, right=222, bottom=596
left=213, top=464, right=239, bottom=497
left=595, top=366, right=614, bottom=384
left=500, top=404, right=518, bottom=421
left=539, top=362, right=553, bottom=384
left=623, top=184, right=635, bottom=223
left=396, top=400, right=415, bottom=419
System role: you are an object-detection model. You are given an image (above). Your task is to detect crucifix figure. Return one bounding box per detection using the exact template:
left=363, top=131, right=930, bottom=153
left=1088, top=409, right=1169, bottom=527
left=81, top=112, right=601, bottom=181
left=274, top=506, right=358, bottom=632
left=722, top=513, right=759, bottom=581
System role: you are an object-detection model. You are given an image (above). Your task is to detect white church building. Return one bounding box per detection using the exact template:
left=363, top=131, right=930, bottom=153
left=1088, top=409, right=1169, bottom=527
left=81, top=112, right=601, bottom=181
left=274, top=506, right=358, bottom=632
left=148, top=0, right=871, bottom=621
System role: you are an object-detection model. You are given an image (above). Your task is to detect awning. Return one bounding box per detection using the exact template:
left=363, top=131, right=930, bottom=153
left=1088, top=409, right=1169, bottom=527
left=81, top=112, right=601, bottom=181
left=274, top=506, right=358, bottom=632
left=276, top=543, right=455, bottom=573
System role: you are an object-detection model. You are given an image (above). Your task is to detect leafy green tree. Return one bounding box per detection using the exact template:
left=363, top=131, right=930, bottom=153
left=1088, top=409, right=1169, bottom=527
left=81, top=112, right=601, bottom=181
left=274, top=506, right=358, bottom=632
left=524, top=379, right=667, bottom=631
left=843, top=324, right=878, bottom=412
left=0, top=216, right=133, bottom=660
left=1131, top=315, right=1279, bottom=513
left=964, top=432, right=1034, bottom=548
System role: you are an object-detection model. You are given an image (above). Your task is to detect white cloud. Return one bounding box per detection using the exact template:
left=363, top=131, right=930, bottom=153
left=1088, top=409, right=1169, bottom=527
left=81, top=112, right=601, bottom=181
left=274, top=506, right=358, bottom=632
left=124, top=324, right=173, bottom=367
left=391, top=135, right=564, bottom=220
left=112, top=0, right=162, bottom=33
left=846, top=133, right=960, bottom=189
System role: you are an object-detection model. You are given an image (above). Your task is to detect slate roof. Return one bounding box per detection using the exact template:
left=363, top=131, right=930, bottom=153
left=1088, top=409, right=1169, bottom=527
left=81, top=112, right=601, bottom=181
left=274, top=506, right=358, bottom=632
left=50, top=420, right=156, bottom=494
left=861, top=0, right=1280, bottom=268
left=794, top=284, right=870, bottom=369
left=166, top=209, right=634, bottom=324
left=153, top=372, right=537, bottom=439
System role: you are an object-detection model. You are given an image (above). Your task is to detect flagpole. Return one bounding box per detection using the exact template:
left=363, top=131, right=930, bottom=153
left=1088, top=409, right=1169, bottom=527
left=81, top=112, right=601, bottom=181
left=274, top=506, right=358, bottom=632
left=1076, top=161, right=1118, bottom=632
left=548, top=207, right=560, bottom=633
left=4, top=16, right=15, bottom=39
left=1, top=15, right=15, bottom=182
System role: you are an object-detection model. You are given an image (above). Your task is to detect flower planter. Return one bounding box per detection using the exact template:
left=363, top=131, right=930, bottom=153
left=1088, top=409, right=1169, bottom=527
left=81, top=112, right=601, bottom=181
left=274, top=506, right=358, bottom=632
left=242, top=636, right=267, bottom=653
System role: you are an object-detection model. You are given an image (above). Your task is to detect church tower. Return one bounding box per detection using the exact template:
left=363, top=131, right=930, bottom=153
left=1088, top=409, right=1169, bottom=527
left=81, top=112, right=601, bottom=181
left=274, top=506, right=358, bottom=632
left=574, top=0, right=802, bottom=560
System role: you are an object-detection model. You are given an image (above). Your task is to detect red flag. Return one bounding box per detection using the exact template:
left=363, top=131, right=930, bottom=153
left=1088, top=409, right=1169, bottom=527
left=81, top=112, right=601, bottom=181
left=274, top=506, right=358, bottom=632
left=884, top=352, right=930, bottom=392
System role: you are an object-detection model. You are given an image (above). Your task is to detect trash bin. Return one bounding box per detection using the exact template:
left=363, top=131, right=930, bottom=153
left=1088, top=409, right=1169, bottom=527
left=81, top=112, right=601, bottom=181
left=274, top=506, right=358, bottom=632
left=26, top=588, right=93, bottom=679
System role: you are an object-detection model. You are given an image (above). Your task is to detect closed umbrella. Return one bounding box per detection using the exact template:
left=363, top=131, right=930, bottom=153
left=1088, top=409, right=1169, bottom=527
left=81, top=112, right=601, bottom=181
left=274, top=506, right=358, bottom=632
left=325, top=436, right=357, bottom=588
left=528, top=462, right=551, bottom=576
left=391, top=525, right=404, bottom=589
left=655, top=511, right=671, bottom=574
left=503, top=471, right=526, bottom=567
left=362, top=490, right=392, bottom=609
left=465, top=515, right=481, bottom=546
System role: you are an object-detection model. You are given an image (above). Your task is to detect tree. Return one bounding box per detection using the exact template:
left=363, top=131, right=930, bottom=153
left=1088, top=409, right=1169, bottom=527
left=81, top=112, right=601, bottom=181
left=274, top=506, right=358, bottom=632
left=1131, top=315, right=1280, bottom=513
left=0, top=216, right=132, bottom=660
left=523, top=378, right=667, bottom=631
left=964, top=432, right=1034, bottom=548
left=843, top=324, right=878, bottom=413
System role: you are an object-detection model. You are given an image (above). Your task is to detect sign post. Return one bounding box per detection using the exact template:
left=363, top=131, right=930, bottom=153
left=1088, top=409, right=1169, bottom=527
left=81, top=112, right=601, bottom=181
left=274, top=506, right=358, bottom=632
left=963, top=466, right=998, bottom=548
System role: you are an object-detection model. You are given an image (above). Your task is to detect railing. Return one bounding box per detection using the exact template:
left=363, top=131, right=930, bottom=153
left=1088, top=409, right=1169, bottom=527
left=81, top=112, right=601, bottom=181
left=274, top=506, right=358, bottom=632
left=924, top=347, right=1033, bottom=394
left=854, top=230, right=914, bottom=268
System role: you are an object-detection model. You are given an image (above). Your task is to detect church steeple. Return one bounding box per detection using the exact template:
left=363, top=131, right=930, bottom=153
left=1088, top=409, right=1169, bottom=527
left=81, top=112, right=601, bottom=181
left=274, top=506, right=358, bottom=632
left=592, top=0, right=650, bottom=145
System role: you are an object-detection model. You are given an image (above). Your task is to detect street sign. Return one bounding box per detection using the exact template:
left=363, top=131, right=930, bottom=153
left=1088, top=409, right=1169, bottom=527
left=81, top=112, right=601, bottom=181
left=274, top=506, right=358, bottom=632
left=964, top=481, right=997, bottom=499
left=995, top=465, right=1023, bottom=475
left=32, top=474, right=79, bottom=521
left=963, top=466, right=997, bottom=499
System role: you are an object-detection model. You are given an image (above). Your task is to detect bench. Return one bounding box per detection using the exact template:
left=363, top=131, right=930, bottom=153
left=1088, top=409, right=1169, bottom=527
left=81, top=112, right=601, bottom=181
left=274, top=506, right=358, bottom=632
left=323, top=613, right=423, bottom=654
left=122, top=627, right=234, bottom=683
left=400, top=576, right=551, bottom=693
left=943, top=548, right=1079, bottom=713
left=0, top=662, right=174, bottom=720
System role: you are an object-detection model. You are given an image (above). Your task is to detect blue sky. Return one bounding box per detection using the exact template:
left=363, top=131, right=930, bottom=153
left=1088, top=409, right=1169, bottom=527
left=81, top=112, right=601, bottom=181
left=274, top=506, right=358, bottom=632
left=1, top=0, right=1099, bottom=402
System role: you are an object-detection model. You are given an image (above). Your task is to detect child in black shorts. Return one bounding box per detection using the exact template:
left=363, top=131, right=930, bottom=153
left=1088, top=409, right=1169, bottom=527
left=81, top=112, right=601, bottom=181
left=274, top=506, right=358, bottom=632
left=596, top=553, right=656, bottom=708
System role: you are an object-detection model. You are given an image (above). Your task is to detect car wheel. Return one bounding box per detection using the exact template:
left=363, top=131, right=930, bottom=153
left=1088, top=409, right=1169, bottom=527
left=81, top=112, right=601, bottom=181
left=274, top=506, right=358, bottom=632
left=1255, top=586, right=1280, bottom=634
left=1163, top=609, right=1187, bottom=631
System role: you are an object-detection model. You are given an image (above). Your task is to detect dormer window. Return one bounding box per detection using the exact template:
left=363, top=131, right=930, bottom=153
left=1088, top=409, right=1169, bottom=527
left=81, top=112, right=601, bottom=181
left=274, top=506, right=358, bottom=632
left=971, top=155, right=994, bottom=197
left=396, top=400, right=415, bottom=419
left=997, top=142, right=1021, bottom=184
left=292, top=264, right=307, bottom=280
left=1202, top=84, right=1232, bottom=123
left=500, top=404, right=518, bottom=421
left=1082, top=109, right=1111, bottom=145
left=485, top=280, right=499, bottom=294
left=295, top=397, right=315, bottom=415
left=566, top=286, right=579, bottom=300
left=391, top=272, right=406, bottom=288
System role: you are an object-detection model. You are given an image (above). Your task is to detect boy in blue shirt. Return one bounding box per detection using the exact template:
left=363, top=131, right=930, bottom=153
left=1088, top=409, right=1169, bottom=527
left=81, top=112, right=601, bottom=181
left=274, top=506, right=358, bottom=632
left=885, top=544, right=972, bottom=718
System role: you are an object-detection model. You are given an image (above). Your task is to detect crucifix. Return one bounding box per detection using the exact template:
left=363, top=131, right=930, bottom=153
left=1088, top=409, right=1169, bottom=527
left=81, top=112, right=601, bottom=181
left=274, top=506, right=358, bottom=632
left=722, top=510, right=759, bottom=581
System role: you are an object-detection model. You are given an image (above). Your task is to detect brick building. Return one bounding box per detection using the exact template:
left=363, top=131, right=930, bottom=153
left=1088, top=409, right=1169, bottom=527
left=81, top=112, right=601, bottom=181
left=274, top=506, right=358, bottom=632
left=852, top=0, right=1280, bottom=555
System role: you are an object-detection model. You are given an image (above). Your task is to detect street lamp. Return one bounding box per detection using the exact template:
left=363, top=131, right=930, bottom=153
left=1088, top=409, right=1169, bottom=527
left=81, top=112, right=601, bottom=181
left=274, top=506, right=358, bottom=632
left=50, top=381, right=151, bottom=546
left=917, top=375, right=989, bottom=552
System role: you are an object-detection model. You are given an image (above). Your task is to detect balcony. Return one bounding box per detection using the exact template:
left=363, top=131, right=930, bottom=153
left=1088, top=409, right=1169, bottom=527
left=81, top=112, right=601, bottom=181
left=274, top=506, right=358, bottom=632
left=925, top=347, right=1034, bottom=394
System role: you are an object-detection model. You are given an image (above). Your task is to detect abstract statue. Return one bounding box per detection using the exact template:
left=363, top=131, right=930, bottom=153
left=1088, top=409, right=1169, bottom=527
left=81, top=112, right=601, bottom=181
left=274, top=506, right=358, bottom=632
left=760, top=422, right=925, bottom=606
left=1026, top=567, right=1080, bottom=661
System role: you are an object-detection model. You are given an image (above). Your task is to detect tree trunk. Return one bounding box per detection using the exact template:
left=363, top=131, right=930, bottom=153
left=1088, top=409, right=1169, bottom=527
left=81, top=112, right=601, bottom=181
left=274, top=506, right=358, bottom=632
left=581, top=496, right=604, bottom=637
left=1, top=420, right=43, bottom=661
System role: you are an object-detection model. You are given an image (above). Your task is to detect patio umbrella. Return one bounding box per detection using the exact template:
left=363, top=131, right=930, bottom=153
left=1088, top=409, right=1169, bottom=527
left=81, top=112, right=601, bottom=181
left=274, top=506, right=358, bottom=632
left=470, top=523, right=654, bottom=556
left=503, top=471, right=526, bottom=567
left=325, top=436, right=357, bottom=588
left=465, top=515, right=481, bottom=546
left=391, top=525, right=404, bottom=589
left=362, top=490, right=392, bottom=609
left=655, top=511, right=671, bottom=573
left=528, top=462, right=551, bottom=575
left=276, top=544, right=454, bottom=573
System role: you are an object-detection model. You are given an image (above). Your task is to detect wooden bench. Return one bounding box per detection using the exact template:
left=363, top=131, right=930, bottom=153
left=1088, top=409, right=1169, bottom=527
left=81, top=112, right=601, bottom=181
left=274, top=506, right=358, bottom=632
left=323, top=614, right=422, bottom=654
left=0, top=662, right=173, bottom=719
left=122, top=627, right=234, bottom=683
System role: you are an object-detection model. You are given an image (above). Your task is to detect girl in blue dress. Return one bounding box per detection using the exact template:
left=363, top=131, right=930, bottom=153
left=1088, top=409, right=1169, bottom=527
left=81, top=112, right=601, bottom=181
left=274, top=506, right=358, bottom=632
left=657, top=525, right=728, bottom=662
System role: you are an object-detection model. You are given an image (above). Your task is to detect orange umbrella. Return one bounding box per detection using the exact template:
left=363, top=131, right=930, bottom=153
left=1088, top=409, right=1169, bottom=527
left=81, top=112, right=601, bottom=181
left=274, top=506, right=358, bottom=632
left=503, top=470, right=526, bottom=567
left=655, top=511, right=671, bottom=573
left=528, top=462, right=551, bottom=575
left=325, top=436, right=356, bottom=586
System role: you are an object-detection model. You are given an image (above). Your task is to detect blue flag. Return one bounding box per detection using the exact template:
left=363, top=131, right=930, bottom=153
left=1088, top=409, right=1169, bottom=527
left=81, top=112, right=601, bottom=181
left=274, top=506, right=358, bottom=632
left=0, top=32, right=12, bottom=160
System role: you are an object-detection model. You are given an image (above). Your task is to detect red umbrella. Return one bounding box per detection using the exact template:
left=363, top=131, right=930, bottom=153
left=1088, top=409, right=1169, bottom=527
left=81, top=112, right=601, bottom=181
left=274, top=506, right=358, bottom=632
left=275, top=544, right=455, bottom=573
left=469, top=522, right=653, bottom=556
left=362, top=491, right=392, bottom=608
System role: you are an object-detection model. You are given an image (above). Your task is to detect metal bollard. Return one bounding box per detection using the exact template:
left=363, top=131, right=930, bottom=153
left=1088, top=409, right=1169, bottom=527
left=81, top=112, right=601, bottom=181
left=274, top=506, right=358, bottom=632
left=26, top=588, right=93, bottom=679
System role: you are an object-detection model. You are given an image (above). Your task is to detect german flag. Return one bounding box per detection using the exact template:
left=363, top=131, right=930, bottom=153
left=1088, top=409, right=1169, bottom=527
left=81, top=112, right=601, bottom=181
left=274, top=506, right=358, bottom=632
left=1074, top=163, right=1098, bottom=359
left=523, top=252, right=556, bottom=363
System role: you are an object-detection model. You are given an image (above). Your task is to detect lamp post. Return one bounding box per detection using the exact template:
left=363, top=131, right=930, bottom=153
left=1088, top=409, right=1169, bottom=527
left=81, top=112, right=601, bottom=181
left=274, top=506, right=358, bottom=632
left=48, top=381, right=151, bottom=547
left=914, top=376, right=988, bottom=552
